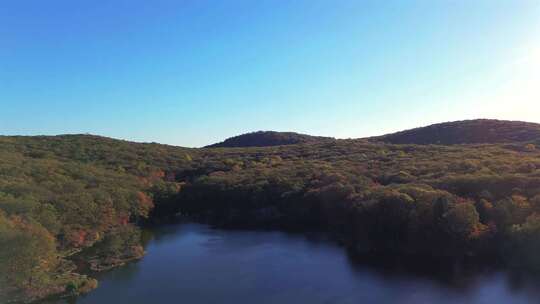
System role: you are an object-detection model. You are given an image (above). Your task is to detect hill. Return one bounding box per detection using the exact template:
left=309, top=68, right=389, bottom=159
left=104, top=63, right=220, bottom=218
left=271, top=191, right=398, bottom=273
left=205, top=131, right=332, bottom=148
left=370, top=119, right=540, bottom=145
left=1, top=123, right=540, bottom=302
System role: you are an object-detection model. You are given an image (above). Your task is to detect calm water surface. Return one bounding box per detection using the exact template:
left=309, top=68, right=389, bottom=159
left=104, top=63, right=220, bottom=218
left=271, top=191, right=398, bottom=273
left=54, top=223, right=540, bottom=304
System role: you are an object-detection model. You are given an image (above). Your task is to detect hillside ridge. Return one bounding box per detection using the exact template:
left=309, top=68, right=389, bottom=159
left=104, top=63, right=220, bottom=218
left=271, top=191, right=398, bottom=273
left=369, top=119, right=540, bottom=145
left=205, top=130, right=333, bottom=148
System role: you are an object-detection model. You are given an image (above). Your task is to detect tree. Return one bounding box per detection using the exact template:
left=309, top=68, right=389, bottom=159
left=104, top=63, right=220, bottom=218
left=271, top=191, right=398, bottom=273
left=509, top=214, right=540, bottom=268
left=0, top=212, right=57, bottom=289
left=441, top=202, right=480, bottom=239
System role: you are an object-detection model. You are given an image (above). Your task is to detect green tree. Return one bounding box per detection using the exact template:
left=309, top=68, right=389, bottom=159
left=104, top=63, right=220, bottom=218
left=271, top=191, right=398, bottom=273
left=0, top=212, right=57, bottom=289
left=441, top=202, right=480, bottom=239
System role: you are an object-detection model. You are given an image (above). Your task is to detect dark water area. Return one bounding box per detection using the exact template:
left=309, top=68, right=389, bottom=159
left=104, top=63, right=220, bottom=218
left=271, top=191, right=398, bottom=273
left=50, top=223, right=540, bottom=304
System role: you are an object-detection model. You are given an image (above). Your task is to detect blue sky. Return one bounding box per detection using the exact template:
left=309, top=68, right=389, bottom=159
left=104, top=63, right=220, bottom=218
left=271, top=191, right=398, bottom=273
left=1, top=1, right=539, bottom=147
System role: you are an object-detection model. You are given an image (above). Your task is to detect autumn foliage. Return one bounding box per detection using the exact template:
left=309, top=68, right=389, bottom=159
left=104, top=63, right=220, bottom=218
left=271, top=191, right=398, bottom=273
left=1, top=120, right=540, bottom=300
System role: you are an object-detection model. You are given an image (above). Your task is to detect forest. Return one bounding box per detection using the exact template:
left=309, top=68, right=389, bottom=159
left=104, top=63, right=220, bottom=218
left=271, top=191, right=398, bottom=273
left=372, top=119, right=540, bottom=145
left=205, top=131, right=332, bottom=147
left=2, top=119, right=540, bottom=302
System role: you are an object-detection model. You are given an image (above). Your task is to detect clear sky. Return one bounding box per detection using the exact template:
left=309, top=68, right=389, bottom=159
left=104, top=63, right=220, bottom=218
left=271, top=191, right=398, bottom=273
left=1, top=1, right=539, bottom=147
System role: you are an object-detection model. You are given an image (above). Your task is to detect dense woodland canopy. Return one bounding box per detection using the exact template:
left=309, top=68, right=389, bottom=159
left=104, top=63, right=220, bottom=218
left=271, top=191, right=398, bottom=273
left=205, top=131, right=333, bottom=147
left=371, top=119, right=540, bottom=145
left=2, top=120, right=540, bottom=302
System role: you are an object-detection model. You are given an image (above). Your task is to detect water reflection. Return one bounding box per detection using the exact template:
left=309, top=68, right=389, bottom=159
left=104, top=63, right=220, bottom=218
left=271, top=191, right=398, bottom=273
left=50, top=223, right=540, bottom=304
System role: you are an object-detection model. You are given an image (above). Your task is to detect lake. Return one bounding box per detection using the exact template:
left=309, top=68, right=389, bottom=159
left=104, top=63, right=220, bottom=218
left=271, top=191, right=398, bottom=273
left=51, top=223, right=540, bottom=304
